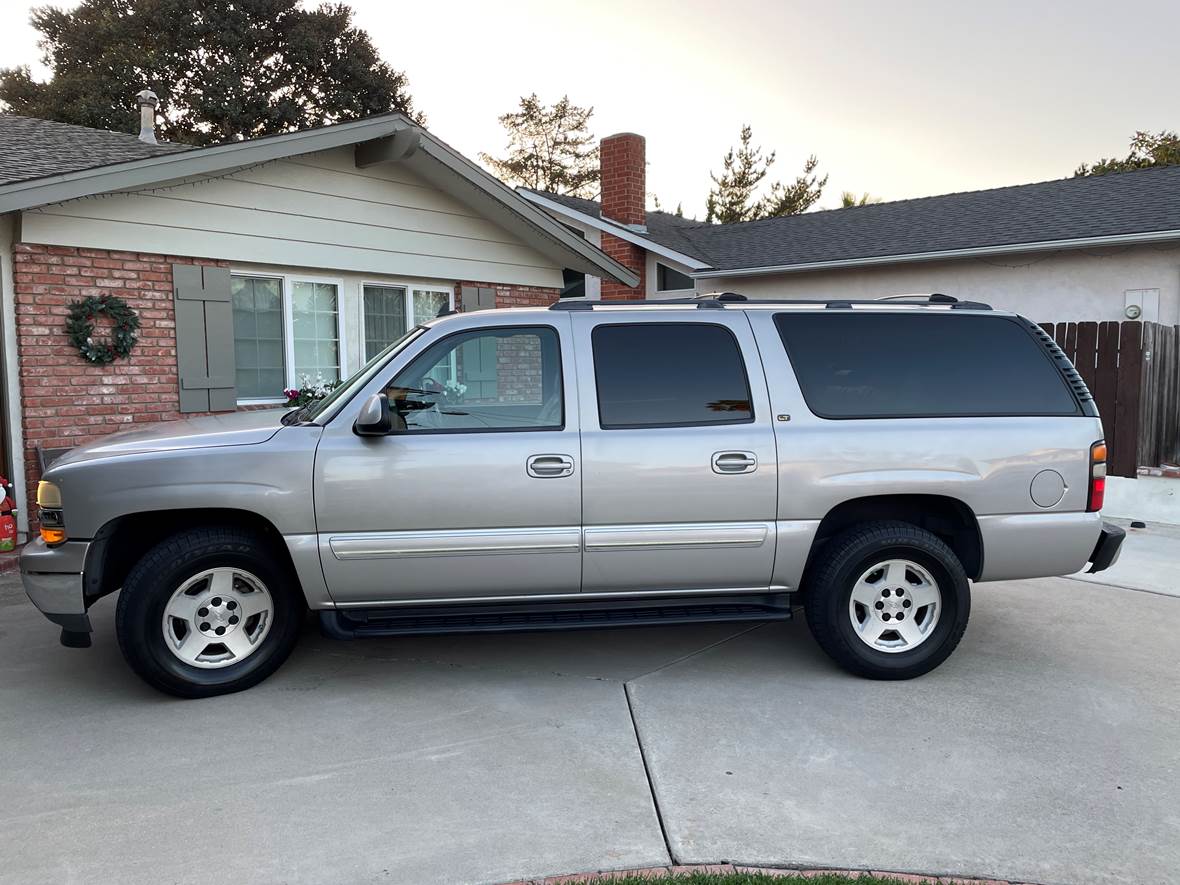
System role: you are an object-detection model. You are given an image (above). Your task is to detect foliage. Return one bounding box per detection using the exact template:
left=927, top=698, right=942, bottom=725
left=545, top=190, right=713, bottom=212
left=1075, top=130, right=1180, bottom=177
left=284, top=373, right=342, bottom=407
left=840, top=190, right=882, bottom=207
left=704, top=125, right=827, bottom=223
left=65, top=294, right=140, bottom=364
left=0, top=0, right=418, bottom=145
left=480, top=94, right=599, bottom=197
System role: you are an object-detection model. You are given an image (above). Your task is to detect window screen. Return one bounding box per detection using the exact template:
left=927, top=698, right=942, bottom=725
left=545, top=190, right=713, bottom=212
left=774, top=313, right=1079, bottom=418
left=592, top=323, right=754, bottom=428
left=232, top=276, right=285, bottom=399
left=363, top=285, right=407, bottom=361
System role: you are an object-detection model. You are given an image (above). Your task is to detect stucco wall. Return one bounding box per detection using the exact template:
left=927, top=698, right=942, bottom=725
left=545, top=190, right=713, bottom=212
left=703, top=244, right=1180, bottom=324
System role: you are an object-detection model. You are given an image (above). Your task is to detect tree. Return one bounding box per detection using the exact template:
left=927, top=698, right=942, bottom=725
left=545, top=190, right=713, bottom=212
left=840, top=191, right=882, bottom=207
left=0, top=0, right=418, bottom=145
left=1075, top=130, right=1180, bottom=176
left=480, top=94, right=599, bottom=197
left=704, top=125, right=827, bottom=223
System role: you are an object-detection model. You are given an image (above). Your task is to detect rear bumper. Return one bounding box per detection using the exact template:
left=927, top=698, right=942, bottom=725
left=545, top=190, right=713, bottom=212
left=1086, top=521, right=1125, bottom=574
left=20, top=538, right=92, bottom=633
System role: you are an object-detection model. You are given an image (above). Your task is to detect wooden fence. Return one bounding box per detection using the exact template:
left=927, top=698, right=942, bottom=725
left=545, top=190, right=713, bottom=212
left=1039, top=321, right=1180, bottom=478
left=1139, top=322, right=1180, bottom=469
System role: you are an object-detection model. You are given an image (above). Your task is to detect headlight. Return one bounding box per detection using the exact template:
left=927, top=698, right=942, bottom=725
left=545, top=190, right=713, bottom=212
left=36, top=480, right=61, bottom=509
left=36, top=481, right=66, bottom=545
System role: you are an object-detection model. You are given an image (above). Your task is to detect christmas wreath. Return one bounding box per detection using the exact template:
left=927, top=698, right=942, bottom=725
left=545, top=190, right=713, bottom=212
left=64, top=294, right=140, bottom=364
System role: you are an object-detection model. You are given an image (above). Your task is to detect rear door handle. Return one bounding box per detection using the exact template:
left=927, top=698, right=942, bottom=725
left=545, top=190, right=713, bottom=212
left=712, top=451, right=757, bottom=474
left=527, top=454, right=575, bottom=478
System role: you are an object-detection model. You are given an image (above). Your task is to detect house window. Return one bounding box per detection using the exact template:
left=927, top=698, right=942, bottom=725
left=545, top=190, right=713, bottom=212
left=232, top=273, right=344, bottom=401
left=291, top=280, right=342, bottom=383
left=362, top=285, right=455, bottom=359
left=363, top=285, right=408, bottom=361
left=232, top=276, right=286, bottom=400
left=656, top=262, right=695, bottom=292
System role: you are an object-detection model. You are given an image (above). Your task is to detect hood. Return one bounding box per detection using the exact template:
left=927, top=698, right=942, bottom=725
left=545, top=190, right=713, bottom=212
left=50, top=409, right=287, bottom=469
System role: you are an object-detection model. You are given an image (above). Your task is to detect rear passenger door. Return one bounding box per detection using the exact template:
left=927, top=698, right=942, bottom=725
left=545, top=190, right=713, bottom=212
left=572, top=311, right=778, bottom=593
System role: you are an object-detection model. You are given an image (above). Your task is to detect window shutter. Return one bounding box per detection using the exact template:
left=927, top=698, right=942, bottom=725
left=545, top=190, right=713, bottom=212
left=460, top=285, right=496, bottom=312
left=173, top=264, right=237, bottom=412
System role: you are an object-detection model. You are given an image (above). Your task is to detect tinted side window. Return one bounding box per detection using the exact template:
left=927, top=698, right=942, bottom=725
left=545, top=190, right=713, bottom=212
left=775, top=313, right=1079, bottom=418
left=592, top=323, right=754, bottom=428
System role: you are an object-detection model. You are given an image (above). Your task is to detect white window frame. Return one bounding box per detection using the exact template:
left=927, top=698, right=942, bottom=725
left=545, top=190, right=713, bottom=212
left=231, top=271, right=348, bottom=405
left=360, top=279, right=455, bottom=362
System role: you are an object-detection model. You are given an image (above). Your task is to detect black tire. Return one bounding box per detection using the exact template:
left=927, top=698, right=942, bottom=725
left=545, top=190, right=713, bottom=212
left=115, top=526, right=304, bottom=698
left=803, top=520, right=970, bottom=680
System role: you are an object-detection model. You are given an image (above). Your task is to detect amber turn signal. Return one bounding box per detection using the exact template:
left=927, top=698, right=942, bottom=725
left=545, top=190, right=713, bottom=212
left=40, top=527, right=66, bottom=544
left=1091, top=442, right=1107, bottom=463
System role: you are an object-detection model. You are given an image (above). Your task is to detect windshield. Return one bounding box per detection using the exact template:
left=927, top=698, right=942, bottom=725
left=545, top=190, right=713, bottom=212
left=296, top=327, right=425, bottom=423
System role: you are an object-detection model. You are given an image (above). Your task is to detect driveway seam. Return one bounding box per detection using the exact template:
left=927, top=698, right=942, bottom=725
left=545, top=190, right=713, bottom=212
left=623, top=681, right=675, bottom=867
left=626, top=623, right=767, bottom=684
left=1058, top=574, right=1179, bottom=599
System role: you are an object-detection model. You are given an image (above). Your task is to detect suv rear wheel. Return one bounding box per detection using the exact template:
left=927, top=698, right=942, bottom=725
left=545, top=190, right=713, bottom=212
left=804, top=521, right=970, bottom=679
left=115, top=527, right=304, bottom=698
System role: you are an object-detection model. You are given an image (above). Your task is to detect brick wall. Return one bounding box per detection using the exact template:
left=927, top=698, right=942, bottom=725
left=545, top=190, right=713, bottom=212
left=599, top=236, right=645, bottom=300
left=12, top=242, right=223, bottom=518
left=455, top=281, right=562, bottom=310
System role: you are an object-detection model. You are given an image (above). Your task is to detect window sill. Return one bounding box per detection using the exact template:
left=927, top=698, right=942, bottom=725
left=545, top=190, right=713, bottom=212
left=237, top=398, right=288, bottom=407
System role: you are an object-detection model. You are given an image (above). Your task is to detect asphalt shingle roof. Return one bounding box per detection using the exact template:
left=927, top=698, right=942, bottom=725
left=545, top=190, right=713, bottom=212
left=0, top=114, right=190, bottom=186
left=529, top=166, right=1180, bottom=271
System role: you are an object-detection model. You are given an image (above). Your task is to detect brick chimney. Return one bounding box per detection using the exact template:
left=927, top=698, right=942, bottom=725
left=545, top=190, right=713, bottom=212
left=599, top=133, right=647, bottom=299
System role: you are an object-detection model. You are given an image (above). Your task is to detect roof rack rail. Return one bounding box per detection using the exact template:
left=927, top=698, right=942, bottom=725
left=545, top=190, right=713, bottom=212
left=548, top=296, right=993, bottom=311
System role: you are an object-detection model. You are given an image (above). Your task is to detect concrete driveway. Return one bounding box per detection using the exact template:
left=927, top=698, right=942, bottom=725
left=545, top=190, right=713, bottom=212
left=1, top=568, right=1176, bottom=885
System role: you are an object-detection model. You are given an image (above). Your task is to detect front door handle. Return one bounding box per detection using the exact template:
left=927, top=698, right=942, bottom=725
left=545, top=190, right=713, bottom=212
left=527, top=454, right=575, bottom=478
left=712, top=451, right=757, bottom=474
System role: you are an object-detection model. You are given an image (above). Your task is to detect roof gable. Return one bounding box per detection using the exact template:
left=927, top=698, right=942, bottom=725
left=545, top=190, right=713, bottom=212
left=0, top=113, right=638, bottom=286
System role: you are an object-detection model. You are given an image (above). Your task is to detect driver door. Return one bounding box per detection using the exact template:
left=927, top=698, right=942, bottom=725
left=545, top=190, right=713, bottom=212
left=313, top=319, right=581, bottom=604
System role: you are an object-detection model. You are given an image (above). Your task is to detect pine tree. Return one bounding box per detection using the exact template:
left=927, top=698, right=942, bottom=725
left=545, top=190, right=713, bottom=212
left=704, top=125, right=827, bottom=223
left=479, top=94, right=599, bottom=197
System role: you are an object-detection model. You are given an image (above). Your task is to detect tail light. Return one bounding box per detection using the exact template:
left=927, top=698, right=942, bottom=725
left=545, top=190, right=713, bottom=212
left=1087, top=441, right=1107, bottom=512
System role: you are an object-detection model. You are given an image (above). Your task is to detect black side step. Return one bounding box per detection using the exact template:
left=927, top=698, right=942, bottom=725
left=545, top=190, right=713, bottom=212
left=320, top=595, right=791, bottom=640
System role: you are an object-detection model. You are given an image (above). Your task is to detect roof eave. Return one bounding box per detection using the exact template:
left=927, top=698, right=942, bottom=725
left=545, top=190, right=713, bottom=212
left=692, top=228, right=1180, bottom=278
left=0, top=114, right=415, bottom=214
left=520, top=189, right=711, bottom=271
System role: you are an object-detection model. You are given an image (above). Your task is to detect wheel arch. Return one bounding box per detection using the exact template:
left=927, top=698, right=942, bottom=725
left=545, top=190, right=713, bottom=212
left=83, top=508, right=305, bottom=606
left=806, top=494, right=983, bottom=582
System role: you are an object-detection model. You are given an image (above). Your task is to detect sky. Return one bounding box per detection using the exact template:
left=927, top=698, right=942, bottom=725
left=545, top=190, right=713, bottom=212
left=1, top=0, right=1178, bottom=218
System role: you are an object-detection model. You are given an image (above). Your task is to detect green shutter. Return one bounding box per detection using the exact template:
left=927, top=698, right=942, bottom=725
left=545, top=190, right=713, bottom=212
left=173, top=264, right=237, bottom=412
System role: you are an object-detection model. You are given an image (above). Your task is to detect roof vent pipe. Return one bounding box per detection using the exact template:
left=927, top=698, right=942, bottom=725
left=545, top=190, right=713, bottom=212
left=136, top=89, right=158, bottom=144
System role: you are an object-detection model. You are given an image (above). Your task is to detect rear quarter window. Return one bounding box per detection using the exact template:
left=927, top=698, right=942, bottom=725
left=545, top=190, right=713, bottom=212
left=774, top=312, right=1080, bottom=419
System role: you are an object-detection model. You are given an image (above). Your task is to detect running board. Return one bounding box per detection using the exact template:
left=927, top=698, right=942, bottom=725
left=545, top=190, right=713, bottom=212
left=320, top=594, right=792, bottom=640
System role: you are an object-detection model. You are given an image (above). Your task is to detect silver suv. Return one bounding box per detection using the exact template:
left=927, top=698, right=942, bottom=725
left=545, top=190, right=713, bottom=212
left=21, top=294, right=1125, bottom=697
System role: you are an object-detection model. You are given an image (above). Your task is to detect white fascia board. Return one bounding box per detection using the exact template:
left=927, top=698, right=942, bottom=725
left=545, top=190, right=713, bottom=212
left=692, top=228, right=1180, bottom=278
left=0, top=114, right=416, bottom=214
left=520, top=189, right=711, bottom=271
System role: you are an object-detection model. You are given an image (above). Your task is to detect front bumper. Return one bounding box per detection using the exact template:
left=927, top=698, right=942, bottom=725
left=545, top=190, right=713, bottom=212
left=1086, top=521, right=1125, bottom=574
left=20, top=538, right=92, bottom=633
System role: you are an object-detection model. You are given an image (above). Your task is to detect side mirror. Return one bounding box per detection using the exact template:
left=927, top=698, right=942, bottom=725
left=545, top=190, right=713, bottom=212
left=354, top=393, right=394, bottom=436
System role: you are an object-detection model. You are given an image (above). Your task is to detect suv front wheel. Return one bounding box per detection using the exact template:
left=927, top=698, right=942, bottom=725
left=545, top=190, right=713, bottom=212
left=115, top=527, right=304, bottom=698
left=803, top=521, right=970, bottom=679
